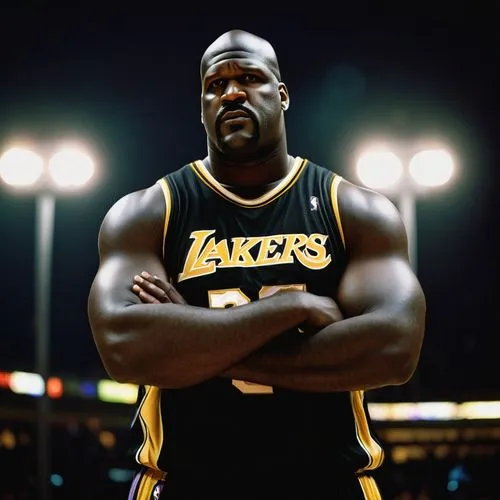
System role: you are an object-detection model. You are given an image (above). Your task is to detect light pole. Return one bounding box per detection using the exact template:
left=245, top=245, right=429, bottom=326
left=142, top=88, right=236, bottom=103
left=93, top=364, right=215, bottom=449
left=0, top=145, right=95, bottom=500
left=355, top=146, right=455, bottom=274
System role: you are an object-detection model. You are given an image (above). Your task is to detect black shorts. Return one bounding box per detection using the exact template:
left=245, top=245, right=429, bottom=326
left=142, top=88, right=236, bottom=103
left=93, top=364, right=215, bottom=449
left=128, top=466, right=382, bottom=499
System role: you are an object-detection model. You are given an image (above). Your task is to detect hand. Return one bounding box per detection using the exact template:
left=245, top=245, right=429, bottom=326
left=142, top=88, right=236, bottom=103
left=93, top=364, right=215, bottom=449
left=300, top=293, right=344, bottom=334
left=132, top=271, right=187, bottom=305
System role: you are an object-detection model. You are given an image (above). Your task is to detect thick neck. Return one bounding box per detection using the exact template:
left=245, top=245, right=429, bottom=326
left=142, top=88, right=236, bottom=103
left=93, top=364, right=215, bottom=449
left=204, top=142, right=292, bottom=190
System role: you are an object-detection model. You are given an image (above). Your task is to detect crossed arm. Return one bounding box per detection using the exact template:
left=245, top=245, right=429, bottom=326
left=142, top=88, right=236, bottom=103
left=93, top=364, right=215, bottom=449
left=224, top=183, right=426, bottom=391
left=88, top=181, right=426, bottom=392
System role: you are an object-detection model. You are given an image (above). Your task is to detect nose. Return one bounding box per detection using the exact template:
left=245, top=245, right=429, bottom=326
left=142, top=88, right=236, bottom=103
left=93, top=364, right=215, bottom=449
left=221, top=80, right=246, bottom=104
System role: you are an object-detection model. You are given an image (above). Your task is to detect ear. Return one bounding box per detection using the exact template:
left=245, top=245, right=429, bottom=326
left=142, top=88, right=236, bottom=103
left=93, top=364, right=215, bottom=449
left=278, top=83, right=290, bottom=111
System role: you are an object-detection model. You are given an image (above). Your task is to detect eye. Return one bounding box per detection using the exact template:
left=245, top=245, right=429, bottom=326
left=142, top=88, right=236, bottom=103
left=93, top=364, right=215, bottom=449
left=208, top=78, right=225, bottom=90
left=242, top=74, right=259, bottom=83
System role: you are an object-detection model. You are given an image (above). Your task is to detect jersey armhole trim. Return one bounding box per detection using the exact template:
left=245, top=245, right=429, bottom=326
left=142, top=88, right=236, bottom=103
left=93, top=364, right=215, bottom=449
left=156, top=178, right=172, bottom=260
left=330, top=174, right=346, bottom=249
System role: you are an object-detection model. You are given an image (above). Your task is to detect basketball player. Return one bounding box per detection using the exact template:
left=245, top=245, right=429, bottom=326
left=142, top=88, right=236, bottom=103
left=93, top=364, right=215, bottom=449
left=88, top=29, right=426, bottom=499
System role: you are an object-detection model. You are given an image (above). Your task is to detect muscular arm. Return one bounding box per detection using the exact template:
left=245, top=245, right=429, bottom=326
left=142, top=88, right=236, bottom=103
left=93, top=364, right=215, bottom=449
left=87, top=184, right=314, bottom=389
left=223, top=180, right=426, bottom=392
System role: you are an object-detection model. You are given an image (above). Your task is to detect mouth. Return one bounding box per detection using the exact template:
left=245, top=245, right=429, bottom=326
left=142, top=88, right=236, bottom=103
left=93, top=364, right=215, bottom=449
left=220, top=110, right=251, bottom=122
left=216, top=108, right=258, bottom=142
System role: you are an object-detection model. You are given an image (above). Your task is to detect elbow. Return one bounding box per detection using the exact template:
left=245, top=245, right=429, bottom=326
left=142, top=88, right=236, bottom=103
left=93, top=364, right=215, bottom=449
left=93, top=329, right=139, bottom=384
left=90, top=314, right=142, bottom=384
left=390, top=351, right=419, bottom=386
left=382, top=292, right=426, bottom=385
left=94, top=328, right=206, bottom=389
left=384, top=337, right=423, bottom=386
left=383, top=312, right=425, bottom=385
left=95, top=336, right=156, bottom=387
left=104, top=355, right=136, bottom=385
left=90, top=310, right=214, bottom=390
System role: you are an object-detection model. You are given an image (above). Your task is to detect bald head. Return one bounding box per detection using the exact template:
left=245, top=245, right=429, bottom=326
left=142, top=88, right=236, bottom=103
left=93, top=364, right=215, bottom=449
left=200, top=29, right=281, bottom=81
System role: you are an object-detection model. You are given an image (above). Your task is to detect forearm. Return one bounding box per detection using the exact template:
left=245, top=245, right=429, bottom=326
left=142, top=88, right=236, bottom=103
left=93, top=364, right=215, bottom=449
left=93, top=292, right=308, bottom=388
left=223, top=311, right=419, bottom=392
left=226, top=351, right=408, bottom=393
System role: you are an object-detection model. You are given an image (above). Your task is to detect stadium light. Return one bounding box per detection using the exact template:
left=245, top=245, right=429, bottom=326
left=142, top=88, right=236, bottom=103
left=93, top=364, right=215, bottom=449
left=0, top=148, right=44, bottom=186
left=0, top=143, right=96, bottom=500
left=355, top=150, right=404, bottom=190
left=355, top=145, right=455, bottom=274
left=408, top=149, right=455, bottom=187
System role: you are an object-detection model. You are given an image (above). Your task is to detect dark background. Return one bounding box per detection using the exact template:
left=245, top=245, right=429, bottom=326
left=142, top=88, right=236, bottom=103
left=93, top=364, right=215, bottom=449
left=0, top=5, right=498, bottom=402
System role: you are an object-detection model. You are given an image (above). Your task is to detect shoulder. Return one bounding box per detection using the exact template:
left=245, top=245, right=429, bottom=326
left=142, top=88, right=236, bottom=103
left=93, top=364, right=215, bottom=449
left=97, top=162, right=196, bottom=248
left=163, top=161, right=200, bottom=185
left=98, top=182, right=166, bottom=254
left=336, top=177, right=408, bottom=256
left=302, top=158, right=334, bottom=177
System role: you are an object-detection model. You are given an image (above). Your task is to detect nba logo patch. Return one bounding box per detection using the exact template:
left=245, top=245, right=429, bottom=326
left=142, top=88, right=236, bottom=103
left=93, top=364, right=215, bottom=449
left=310, top=196, right=319, bottom=211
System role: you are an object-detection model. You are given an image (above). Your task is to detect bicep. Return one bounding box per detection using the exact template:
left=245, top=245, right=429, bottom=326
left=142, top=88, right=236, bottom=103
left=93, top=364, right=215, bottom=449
left=337, top=254, right=423, bottom=320
left=88, top=186, right=169, bottom=326
left=336, top=180, right=425, bottom=321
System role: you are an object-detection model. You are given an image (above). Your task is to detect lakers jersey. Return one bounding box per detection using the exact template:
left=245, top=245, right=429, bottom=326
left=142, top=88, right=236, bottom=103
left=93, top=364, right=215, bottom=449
left=129, top=157, right=384, bottom=490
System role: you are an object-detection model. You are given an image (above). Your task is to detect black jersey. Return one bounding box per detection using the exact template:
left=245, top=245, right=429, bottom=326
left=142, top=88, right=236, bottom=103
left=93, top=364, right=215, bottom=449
left=129, top=157, right=384, bottom=493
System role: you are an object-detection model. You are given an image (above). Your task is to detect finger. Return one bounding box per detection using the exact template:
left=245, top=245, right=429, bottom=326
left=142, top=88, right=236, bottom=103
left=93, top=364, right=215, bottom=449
left=149, top=274, right=187, bottom=305
left=141, top=271, right=168, bottom=292
left=161, top=279, right=188, bottom=305
left=135, top=272, right=187, bottom=305
left=167, top=285, right=188, bottom=305
left=134, top=275, right=169, bottom=301
left=132, top=284, right=164, bottom=304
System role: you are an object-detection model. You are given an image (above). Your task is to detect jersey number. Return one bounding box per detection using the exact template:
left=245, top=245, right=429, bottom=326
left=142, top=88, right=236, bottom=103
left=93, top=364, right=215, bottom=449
left=208, top=284, right=306, bottom=394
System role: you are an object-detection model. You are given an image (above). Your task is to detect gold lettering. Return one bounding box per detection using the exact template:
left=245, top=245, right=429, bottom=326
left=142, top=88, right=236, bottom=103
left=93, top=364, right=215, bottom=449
left=294, top=234, right=331, bottom=269
left=178, top=230, right=216, bottom=282
left=179, top=231, right=331, bottom=281
left=211, top=239, right=231, bottom=266
left=255, top=235, right=283, bottom=265
left=228, top=237, right=260, bottom=266
left=281, top=234, right=308, bottom=264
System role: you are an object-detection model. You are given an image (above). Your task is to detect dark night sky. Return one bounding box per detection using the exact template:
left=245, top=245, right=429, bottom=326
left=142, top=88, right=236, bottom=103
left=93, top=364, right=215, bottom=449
left=0, top=6, right=498, bottom=401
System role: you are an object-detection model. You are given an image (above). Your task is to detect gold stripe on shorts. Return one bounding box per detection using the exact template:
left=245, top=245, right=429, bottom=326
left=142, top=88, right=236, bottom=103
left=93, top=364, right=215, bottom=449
left=136, top=468, right=166, bottom=500
left=358, top=474, right=382, bottom=500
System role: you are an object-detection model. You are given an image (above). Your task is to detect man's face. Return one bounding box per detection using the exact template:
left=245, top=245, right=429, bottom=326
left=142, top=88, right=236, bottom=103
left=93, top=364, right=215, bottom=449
left=201, top=57, right=286, bottom=158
